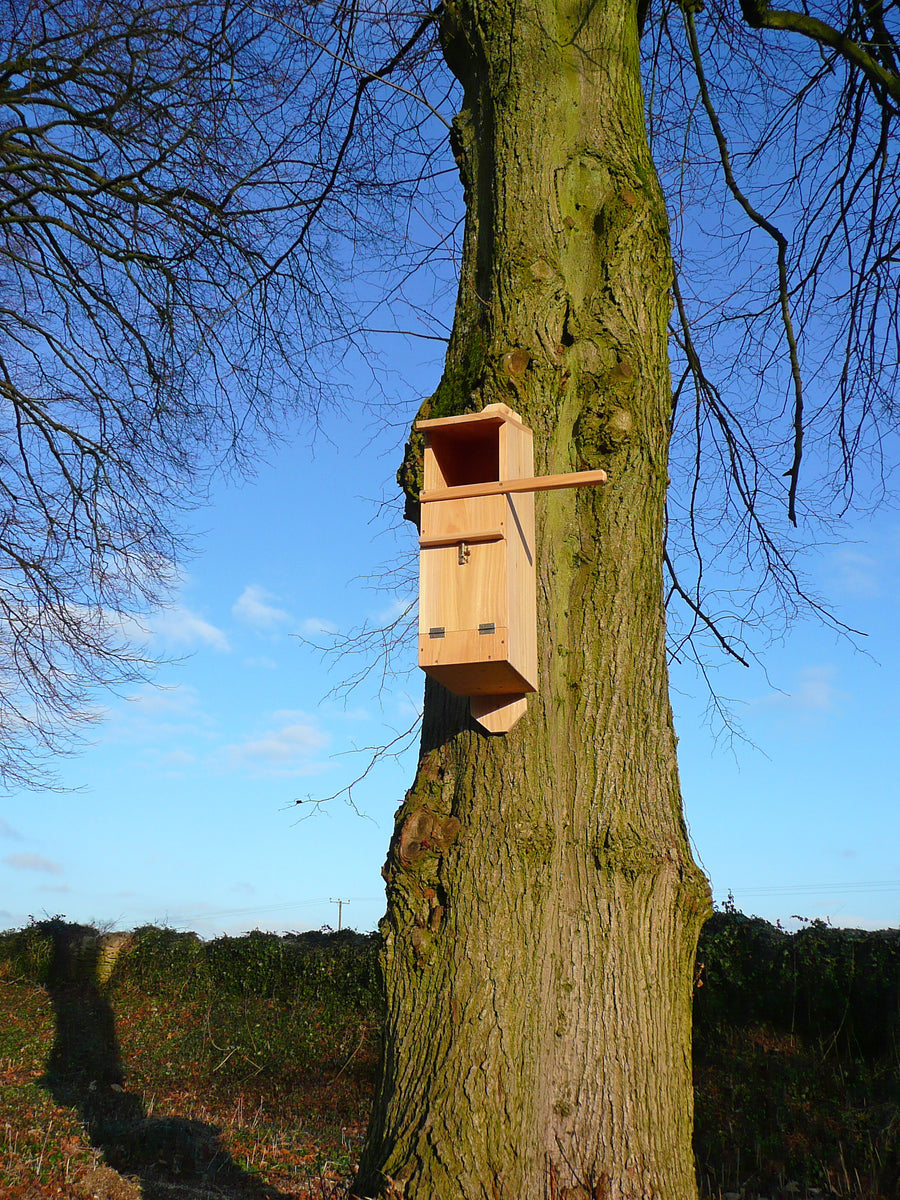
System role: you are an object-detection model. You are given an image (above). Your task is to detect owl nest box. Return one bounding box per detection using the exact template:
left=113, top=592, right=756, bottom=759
left=417, top=402, right=607, bottom=733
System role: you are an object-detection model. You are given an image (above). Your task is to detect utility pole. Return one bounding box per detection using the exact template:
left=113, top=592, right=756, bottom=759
left=330, top=898, right=350, bottom=931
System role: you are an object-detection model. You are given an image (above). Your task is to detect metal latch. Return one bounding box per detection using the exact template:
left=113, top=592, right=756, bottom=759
left=458, top=541, right=470, bottom=566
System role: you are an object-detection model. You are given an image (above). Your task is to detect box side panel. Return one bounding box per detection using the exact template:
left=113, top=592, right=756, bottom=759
left=499, top=423, right=537, bottom=690
left=423, top=439, right=447, bottom=490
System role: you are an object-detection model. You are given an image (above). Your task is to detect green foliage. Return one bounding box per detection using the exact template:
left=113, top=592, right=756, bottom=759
left=0, top=928, right=378, bottom=1199
left=0, top=918, right=60, bottom=985
left=693, top=911, right=900, bottom=1198
left=695, top=912, right=900, bottom=1056
left=203, top=929, right=380, bottom=1011
left=1, top=913, right=898, bottom=1196
left=121, top=925, right=205, bottom=995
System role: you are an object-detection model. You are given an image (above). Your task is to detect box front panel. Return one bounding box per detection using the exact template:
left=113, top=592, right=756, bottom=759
left=418, top=627, right=535, bottom=696
left=419, top=493, right=505, bottom=542
left=418, top=530, right=509, bottom=639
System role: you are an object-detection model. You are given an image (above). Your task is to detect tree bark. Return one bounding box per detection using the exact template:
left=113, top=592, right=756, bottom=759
left=356, top=1, right=711, bottom=1196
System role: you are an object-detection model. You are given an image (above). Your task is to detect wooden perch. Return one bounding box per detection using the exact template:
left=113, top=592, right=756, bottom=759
left=420, top=468, right=608, bottom=504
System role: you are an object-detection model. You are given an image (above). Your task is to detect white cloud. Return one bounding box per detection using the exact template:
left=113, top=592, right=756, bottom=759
left=102, top=683, right=216, bottom=748
left=3, top=853, right=63, bottom=874
left=0, top=818, right=22, bottom=840
left=219, top=716, right=330, bottom=778
left=271, top=708, right=319, bottom=723
left=148, top=604, right=230, bottom=651
left=786, top=666, right=843, bottom=712
left=233, top=585, right=293, bottom=630
left=375, top=596, right=416, bottom=624
left=124, top=683, right=202, bottom=715
left=830, top=548, right=881, bottom=598
left=155, top=749, right=196, bottom=768
left=300, top=616, right=338, bottom=635
left=331, top=706, right=371, bottom=722
left=757, top=666, right=844, bottom=714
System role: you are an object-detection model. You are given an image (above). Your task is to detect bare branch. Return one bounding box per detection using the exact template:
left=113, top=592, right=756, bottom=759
left=739, top=0, right=900, bottom=109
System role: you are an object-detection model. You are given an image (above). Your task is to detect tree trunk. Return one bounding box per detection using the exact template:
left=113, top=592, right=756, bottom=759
left=355, top=1, right=711, bottom=1197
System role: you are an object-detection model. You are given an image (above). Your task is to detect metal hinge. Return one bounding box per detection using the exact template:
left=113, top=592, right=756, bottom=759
left=428, top=627, right=445, bottom=639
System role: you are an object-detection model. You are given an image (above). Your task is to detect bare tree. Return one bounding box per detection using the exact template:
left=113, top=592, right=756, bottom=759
left=5, top=0, right=900, bottom=1194
left=0, top=0, right=450, bottom=788
left=333, top=2, right=899, bottom=1197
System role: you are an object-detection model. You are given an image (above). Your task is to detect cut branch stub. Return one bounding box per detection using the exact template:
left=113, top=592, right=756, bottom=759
left=502, top=348, right=531, bottom=377
left=399, top=808, right=461, bottom=867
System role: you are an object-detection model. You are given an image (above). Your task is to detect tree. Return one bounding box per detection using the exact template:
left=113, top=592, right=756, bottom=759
left=5, top=0, right=899, bottom=1194
left=340, top=1, right=900, bottom=1197
left=355, top=3, right=709, bottom=1194
left=0, top=0, right=380, bottom=788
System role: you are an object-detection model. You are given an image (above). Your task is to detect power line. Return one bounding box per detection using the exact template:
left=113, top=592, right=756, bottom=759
left=717, top=880, right=900, bottom=898
left=158, top=896, right=382, bottom=926
left=156, top=882, right=898, bottom=929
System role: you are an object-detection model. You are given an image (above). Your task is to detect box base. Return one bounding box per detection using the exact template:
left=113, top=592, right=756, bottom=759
left=470, top=694, right=529, bottom=733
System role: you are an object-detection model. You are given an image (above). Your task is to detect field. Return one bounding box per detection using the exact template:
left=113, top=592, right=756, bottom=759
left=0, top=915, right=897, bottom=1200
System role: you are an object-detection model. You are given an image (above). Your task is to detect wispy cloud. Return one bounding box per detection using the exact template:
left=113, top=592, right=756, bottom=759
left=125, top=683, right=203, bottom=715
left=149, top=604, right=230, bottom=651
left=829, top=548, right=882, bottom=598
left=3, top=853, right=63, bottom=874
left=375, top=596, right=416, bottom=624
left=300, top=616, right=338, bottom=636
left=103, top=683, right=216, bottom=747
left=0, top=818, right=22, bottom=840
left=233, top=585, right=293, bottom=630
left=218, top=714, right=330, bottom=778
left=756, top=666, right=844, bottom=715
left=155, top=749, right=196, bottom=769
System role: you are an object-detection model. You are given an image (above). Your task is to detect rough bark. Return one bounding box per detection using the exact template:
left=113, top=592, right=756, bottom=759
left=356, top=2, right=711, bottom=1197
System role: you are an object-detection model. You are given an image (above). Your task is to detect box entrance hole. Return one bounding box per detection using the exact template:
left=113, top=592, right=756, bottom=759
left=426, top=423, right=500, bottom=488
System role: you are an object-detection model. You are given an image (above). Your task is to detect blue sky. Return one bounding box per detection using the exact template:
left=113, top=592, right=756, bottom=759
left=2, top=36, right=899, bottom=936
left=1, top=353, right=898, bottom=938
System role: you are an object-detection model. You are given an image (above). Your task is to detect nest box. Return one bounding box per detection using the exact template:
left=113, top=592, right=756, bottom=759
left=417, top=402, right=607, bottom=733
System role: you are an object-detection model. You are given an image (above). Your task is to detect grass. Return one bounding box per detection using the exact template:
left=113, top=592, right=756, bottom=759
left=694, top=1023, right=900, bottom=1198
left=0, top=925, right=379, bottom=1198
left=0, top=916, right=897, bottom=1199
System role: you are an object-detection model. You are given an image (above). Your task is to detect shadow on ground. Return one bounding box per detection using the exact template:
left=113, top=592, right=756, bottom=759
left=38, top=920, right=287, bottom=1200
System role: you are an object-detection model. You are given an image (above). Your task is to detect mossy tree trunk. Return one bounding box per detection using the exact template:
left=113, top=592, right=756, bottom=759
left=355, top=1, right=711, bottom=1197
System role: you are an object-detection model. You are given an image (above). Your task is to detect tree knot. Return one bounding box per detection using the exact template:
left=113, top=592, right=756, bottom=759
left=398, top=808, right=461, bottom=868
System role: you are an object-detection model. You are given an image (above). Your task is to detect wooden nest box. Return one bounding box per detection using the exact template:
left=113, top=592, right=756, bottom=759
left=417, top=402, right=606, bottom=733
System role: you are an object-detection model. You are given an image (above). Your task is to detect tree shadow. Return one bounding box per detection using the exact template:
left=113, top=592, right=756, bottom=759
left=37, top=920, right=287, bottom=1199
